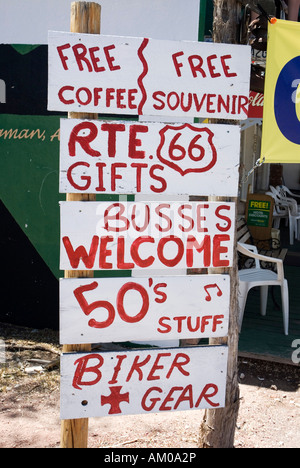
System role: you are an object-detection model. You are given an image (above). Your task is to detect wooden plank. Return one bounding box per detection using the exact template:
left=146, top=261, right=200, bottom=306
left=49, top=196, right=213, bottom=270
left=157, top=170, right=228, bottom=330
left=60, top=275, right=230, bottom=344
left=48, top=31, right=251, bottom=119
left=237, top=225, right=250, bottom=244
left=278, top=248, right=288, bottom=261
left=59, top=119, right=241, bottom=197
left=60, top=0, right=101, bottom=450
left=59, top=200, right=236, bottom=271
left=60, top=345, right=228, bottom=420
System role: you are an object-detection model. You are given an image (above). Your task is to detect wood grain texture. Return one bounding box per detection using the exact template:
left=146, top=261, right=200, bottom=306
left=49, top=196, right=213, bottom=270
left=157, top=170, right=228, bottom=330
left=60, top=2, right=101, bottom=449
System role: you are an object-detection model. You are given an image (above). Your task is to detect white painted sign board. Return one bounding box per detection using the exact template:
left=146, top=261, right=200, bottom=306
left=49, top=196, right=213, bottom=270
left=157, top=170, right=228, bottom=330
left=59, top=201, right=235, bottom=271
left=60, top=345, right=228, bottom=419
left=48, top=31, right=251, bottom=119
left=59, top=119, right=241, bottom=197
left=60, top=275, right=230, bottom=344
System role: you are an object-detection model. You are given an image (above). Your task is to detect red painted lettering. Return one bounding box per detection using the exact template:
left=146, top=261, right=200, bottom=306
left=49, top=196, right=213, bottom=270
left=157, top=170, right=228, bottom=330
left=104, top=203, right=129, bottom=232
left=108, top=355, right=127, bottom=385
left=128, top=89, right=138, bottom=109
left=73, top=281, right=115, bottom=329
left=220, top=55, right=237, bottom=77
left=207, top=54, right=221, bottom=78
left=173, top=384, right=194, bottom=410
left=72, top=44, right=93, bottom=72
left=57, top=43, right=71, bottom=70
left=131, top=163, right=148, bottom=192
left=117, top=282, right=149, bottom=323
left=238, top=95, right=249, bottom=115
left=99, top=236, right=114, bottom=269
left=128, top=125, right=148, bottom=159
left=188, top=55, right=206, bottom=78
left=186, top=235, right=211, bottom=268
left=153, top=283, right=167, bottom=304
left=101, top=123, right=126, bottom=158
left=173, top=316, right=185, bottom=333
left=89, top=46, right=105, bottom=72
left=103, top=45, right=121, bottom=71
left=111, top=163, right=127, bottom=191
left=131, top=204, right=150, bottom=232
left=141, top=387, right=163, bottom=411
left=76, top=87, right=92, bottom=106
left=157, top=317, right=172, bottom=334
left=178, top=204, right=194, bottom=232
left=95, top=162, right=106, bottom=192
left=62, top=235, right=99, bottom=269
left=166, top=353, right=190, bottom=379
left=116, top=88, right=126, bottom=109
left=67, top=161, right=91, bottom=191
left=126, top=354, right=151, bottom=382
left=58, top=85, right=74, bottom=105
left=68, top=121, right=100, bottom=157
left=213, top=234, right=230, bottom=267
left=196, top=204, right=209, bottom=232
left=172, top=51, right=184, bottom=77
left=147, top=353, right=171, bottom=381
left=215, top=205, right=232, bottom=232
left=195, top=383, right=220, bottom=408
left=213, top=315, right=224, bottom=332
left=159, top=387, right=183, bottom=411
left=149, top=164, right=167, bottom=193
left=130, top=236, right=155, bottom=268
left=152, top=91, right=166, bottom=110
left=155, top=204, right=172, bottom=232
left=72, top=354, right=104, bottom=390
left=157, top=236, right=184, bottom=267
left=201, top=315, right=213, bottom=333
left=187, top=316, right=200, bottom=332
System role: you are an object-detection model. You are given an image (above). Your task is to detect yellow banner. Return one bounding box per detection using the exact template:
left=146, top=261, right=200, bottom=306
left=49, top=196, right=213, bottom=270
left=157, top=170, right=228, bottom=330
left=261, top=19, right=300, bottom=163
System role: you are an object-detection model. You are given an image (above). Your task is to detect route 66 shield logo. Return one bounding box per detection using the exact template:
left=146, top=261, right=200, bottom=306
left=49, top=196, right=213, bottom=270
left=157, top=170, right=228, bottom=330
left=157, top=124, right=217, bottom=176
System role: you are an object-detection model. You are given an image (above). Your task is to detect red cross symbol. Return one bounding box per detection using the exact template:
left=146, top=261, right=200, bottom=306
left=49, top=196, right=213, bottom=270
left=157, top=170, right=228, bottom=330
left=101, top=386, right=130, bottom=414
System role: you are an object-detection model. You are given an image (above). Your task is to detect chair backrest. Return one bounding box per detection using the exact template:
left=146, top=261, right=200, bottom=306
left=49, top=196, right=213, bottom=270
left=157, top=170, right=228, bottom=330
left=266, top=191, right=288, bottom=215
left=275, top=185, right=287, bottom=199
left=270, top=185, right=298, bottom=215
left=237, top=217, right=252, bottom=244
left=287, top=198, right=299, bottom=216
left=237, top=218, right=260, bottom=270
left=269, top=185, right=283, bottom=203
left=276, top=185, right=300, bottom=200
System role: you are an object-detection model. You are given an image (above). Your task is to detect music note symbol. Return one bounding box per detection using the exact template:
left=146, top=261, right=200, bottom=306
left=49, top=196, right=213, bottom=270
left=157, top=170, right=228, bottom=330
left=204, top=283, right=223, bottom=302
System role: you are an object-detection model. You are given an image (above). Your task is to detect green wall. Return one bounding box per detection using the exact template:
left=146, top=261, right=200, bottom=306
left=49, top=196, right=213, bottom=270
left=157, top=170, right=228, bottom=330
left=0, top=114, right=63, bottom=278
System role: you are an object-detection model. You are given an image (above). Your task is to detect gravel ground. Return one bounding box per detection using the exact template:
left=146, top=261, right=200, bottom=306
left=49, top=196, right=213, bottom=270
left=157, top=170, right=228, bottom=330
left=0, top=323, right=299, bottom=449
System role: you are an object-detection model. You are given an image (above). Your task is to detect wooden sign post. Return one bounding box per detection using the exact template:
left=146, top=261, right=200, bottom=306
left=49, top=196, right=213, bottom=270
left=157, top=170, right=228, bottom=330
left=49, top=1, right=251, bottom=450
left=60, top=1, right=101, bottom=449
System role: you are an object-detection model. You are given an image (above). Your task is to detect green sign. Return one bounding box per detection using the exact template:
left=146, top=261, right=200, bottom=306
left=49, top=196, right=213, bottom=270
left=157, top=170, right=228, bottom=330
left=247, top=199, right=271, bottom=228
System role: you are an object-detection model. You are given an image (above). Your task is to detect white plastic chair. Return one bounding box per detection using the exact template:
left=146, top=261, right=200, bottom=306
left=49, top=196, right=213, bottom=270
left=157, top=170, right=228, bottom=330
left=268, top=186, right=300, bottom=244
left=266, top=190, right=289, bottom=229
left=238, top=242, right=289, bottom=335
left=276, top=185, right=300, bottom=201
left=288, top=200, right=300, bottom=244
left=271, top=185, right=300, bottom=214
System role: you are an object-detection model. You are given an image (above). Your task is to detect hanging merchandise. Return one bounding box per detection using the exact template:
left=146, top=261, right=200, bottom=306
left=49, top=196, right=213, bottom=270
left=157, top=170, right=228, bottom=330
left=261, top=19, right=300, bottom=163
